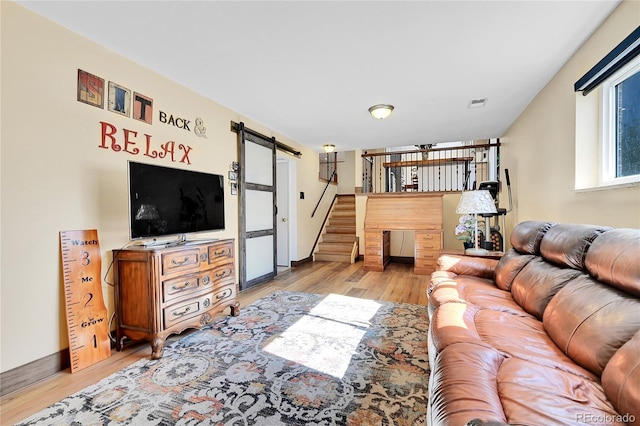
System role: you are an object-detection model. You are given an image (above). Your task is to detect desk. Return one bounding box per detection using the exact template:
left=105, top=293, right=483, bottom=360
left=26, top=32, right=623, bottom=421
left=363, top=193, right=443, bottom=274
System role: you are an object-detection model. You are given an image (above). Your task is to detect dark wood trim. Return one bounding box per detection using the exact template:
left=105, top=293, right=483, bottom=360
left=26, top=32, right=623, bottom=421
left=1, top=348, right=70, bottom=397
left=291, top=256, right=312, bottom=267
left=230, top=121, right=301, bottom=158
left=389, top=256, right=415, bottom=264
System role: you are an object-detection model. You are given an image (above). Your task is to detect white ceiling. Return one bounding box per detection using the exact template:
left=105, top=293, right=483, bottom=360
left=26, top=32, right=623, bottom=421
left=18, top=0, right=620, bottom=152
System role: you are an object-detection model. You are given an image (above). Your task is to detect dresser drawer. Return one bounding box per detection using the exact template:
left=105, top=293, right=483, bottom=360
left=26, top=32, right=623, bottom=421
left=163, top=298, right=203, bottom=328
left=207, top=241, right=234, bottom=268
left=415, top=249, right=439, bottom=261
left=365, top=233, right=382, bottom=249
left=162, top=248, right=201, bottom=275
left=162, top=274, right=201, bottom=303
left=162, top=262, right=235, bottom=304
left=415, top=231, right=442, bottom=249
left=414, top=258, right=437, bottom=274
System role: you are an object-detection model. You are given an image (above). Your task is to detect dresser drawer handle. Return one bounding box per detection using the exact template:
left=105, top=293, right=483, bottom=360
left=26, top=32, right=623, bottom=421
left=213, top=248, right=230, bottom=257
left=216, top=289, right=231, bottom=300
left=202, top=276, right=210, bottom=285
left=215, top=269, right=230, bottom=278
left=171, top=281, right=191, bottom=292
left=171, top=257, right=190, bottom=266
left=172, top=306, right=191, bottom=317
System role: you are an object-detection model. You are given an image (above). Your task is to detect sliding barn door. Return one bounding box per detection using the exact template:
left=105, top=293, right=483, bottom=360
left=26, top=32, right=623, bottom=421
left=237, top=123, right=277, bottom=291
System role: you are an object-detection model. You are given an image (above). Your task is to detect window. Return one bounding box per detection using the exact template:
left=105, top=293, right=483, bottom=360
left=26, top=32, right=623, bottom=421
left=601, top=56, right=640, bottom=185
left=319, top=152, right=337, bottom=183
left=575, top=26, right=640, bottom=190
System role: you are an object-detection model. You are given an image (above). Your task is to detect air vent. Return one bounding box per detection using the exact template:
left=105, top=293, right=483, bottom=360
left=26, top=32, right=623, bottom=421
left=468, top=98, right=488, bottom=108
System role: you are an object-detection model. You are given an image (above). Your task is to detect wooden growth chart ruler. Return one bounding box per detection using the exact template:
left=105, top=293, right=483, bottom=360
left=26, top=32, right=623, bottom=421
left=60, top=229, right=111, bottom=372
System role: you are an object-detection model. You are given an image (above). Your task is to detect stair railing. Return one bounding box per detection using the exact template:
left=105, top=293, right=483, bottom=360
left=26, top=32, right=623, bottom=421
left=311, top=169, right=336, bottom=218
left=309, top=193, right=338, bottom=259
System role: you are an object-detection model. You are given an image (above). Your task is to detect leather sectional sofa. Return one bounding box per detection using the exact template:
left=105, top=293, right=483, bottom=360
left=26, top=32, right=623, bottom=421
left=427, top=221, right=639, bottom=425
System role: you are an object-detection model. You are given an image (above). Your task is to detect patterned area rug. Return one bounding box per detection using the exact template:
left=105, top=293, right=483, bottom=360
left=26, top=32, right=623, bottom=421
left=18, top=291, right=430, bottom=425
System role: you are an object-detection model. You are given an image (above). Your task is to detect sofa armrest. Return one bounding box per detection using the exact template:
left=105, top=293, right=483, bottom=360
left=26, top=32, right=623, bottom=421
left=436, top=255, right=498, bottom=279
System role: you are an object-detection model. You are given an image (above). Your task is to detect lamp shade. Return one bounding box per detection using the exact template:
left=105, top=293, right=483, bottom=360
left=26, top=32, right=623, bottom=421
left=456, top=190, right=497, bottom=215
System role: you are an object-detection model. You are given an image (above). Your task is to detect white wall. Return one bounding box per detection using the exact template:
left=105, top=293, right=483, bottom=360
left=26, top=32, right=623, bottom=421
left=0, top=2, right=329, bottom=373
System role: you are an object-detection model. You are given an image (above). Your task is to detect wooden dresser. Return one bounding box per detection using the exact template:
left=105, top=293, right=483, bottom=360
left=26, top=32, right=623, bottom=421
left=113, top=238, right=238, bottom=359
left=363, top=194, right=443, bottom=274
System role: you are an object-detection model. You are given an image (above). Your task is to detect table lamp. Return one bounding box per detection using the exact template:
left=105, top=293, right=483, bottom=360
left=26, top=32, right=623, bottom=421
left=455, top=190, right=498, bottom=255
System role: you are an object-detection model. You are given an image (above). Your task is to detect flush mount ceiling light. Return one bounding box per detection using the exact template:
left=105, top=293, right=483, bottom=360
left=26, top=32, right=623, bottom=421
left=323, top=144, right=336, bottom=153
left=468, top=98, right=488, bottom=108
left=368, top=104, right=394, bottom=119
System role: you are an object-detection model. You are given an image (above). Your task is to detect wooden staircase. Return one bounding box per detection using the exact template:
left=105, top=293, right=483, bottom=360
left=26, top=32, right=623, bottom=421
left=314, top=195, right=358, bottom=263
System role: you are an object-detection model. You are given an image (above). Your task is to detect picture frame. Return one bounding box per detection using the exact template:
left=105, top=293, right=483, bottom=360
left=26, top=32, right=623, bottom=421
left=108, top=81, right=131, bottom=117
left=228, top=171, right=237, bottom=181
left=230, top=182, right=238, bottom=195
left=77, top=69, right=104, bottom=109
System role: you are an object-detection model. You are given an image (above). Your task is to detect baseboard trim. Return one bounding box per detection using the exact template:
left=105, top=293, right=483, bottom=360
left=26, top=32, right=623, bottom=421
left=291, top=256, right=312, bottom=267
left=1, top=348, right=70, bottom=397
left=390, top=256, right=414, bottom=264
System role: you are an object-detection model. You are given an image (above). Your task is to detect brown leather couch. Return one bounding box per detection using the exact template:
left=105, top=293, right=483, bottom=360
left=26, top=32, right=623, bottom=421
left=427, top=221, right=640, bottom=425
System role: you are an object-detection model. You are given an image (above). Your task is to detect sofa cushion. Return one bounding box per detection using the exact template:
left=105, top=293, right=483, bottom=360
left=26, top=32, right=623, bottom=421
left=586, top=228, right=640, bottom=298
left=510, top=221, right=555, bottom=254
left=428, top=275, right=523, bottom=316
left=493, top=249, right=535, bottom=291
left=497, top=358, right=621, bottom=426
left=509, top=258, right=582, bottom=319
left=540, top=223, right=611, bottom=269
left=436, top=254, right=497, bottom=279
left=428, top=343, right=507, bottom=425
left=430, top=300, right=598, bottom=381
left=543, top=275, right=640, bottom=376
left=601, top=330, right=640, bottom=422
left=428, top=343, right=618, bottom=426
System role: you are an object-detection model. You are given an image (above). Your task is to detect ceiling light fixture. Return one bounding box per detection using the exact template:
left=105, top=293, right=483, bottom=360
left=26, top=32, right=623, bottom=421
left=323, top=144, right=336, bottom=153
left=368, top=104, right=394, bottom=119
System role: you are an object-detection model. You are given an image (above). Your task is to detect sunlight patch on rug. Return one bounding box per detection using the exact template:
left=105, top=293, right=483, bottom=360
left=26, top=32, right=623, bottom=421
left=17, top=291, right=430, bottom=426
left=263, top=294, right=381, bottom=378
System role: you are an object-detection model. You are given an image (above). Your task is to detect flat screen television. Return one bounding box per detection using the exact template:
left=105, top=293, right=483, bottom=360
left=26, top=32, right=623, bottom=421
left=128, top=161, right=225, bottom=241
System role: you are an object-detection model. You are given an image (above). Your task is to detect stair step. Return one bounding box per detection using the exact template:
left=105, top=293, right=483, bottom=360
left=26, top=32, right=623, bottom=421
left=329, top=218, right=355, bottom=226
left=334, top=203, right=356, bottom=211
left=317, top=242, right=354, bottom=252
left=314, top=252, right=353, bottom=263
left=332, top=210, right=355, bottom=217
left=322, top=234, right=357, bottom=243
left=326, top=225, right=356, bottom=234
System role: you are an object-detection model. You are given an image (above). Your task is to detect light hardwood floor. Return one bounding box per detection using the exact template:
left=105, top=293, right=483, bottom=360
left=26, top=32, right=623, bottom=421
left=1, top=260, right=430, bottom=424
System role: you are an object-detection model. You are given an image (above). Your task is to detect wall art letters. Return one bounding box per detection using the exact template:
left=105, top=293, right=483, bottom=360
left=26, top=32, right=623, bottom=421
left=77, top=69, right=104, bottom=109
left=108, top=82, right=131, bottom=117
left=133, top=92, right=153, bottom=124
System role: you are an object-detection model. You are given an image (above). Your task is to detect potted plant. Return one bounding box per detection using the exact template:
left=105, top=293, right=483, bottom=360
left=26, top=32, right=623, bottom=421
left=455, top=214, right=476, bottom=249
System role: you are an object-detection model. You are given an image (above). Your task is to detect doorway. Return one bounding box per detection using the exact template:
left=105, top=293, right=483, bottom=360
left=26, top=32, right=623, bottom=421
left=276, top=156, right=297, bottom=272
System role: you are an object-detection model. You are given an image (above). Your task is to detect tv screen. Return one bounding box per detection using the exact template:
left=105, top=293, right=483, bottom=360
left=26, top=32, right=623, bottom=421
left=128, top=161, right=225, bottom=240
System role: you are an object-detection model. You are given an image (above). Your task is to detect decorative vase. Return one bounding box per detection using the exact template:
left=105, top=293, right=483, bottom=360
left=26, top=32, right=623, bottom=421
left=463, top=241, right=473, bottom=249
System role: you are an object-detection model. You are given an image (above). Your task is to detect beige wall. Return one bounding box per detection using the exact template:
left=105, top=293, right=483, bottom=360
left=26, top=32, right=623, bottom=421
left=0, top=3, right=330, bottom=372
left=500, top=1, right=640, bottom=232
